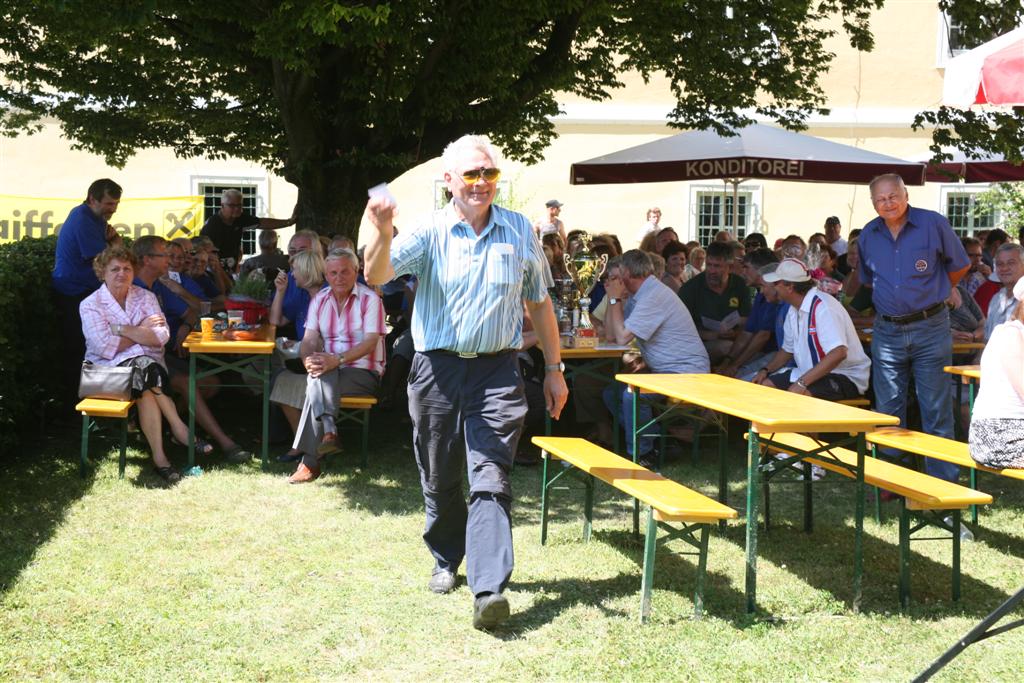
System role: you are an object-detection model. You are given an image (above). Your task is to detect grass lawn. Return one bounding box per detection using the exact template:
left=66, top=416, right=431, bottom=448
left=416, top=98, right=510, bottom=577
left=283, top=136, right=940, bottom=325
left=4, top=400, right=1024, bottom=681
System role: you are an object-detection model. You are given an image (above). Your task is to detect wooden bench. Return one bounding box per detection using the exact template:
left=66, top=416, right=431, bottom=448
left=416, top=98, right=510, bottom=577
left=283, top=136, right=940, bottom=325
left=76, top=397, right=135, bottom=479
left=532, top=435, right=737, bottom=620
left=867, top=427, right=1024, bottom=525
left=337, top=395, right=377, bottom=468
left=759, top=431, right=992, bottom=609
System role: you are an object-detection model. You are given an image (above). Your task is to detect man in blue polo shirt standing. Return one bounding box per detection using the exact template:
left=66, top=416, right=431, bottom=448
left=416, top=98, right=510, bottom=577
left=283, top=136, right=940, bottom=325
left=52, top=178, right=124, bottom=408
left=858, top=173, right=970, bottom=483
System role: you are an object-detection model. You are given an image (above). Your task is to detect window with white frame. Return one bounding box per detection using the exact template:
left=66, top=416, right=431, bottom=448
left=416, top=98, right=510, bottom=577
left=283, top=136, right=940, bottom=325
left=691, top=187, right=757, bottom=246
left=198, top=182, right=260, bottom=257
left=936, top=11, right=1001, bottom=66
left=943, top=189, right=997, bottom=237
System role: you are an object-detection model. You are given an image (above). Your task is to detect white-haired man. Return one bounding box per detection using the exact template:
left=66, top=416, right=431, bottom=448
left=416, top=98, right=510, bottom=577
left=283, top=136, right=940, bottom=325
left=858, top=173, right=970, bottom=484
left=290, top=248, right=385, bottom=483
left=364, top=134, right=568, bottom=631
left=199, top=189, right=296, bottom=271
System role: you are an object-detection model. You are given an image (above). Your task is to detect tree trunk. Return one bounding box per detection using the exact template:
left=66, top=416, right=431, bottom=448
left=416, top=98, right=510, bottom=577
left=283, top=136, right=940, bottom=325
left=292, top=168, right=370, bottom=239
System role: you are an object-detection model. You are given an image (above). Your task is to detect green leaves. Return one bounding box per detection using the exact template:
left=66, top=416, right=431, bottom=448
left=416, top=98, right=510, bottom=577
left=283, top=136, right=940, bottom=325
left=0, top=0, right=894, bottom=233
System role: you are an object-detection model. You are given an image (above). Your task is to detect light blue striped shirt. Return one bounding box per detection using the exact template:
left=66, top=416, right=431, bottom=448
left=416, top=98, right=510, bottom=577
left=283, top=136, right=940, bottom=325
left=391, top=202, right=553, bottom=353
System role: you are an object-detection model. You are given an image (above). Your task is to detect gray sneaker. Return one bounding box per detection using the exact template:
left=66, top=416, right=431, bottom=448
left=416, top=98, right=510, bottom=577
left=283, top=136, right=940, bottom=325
left=473, top=592, right=510, bottom=630
left=428, top=569, right=457, bottom=594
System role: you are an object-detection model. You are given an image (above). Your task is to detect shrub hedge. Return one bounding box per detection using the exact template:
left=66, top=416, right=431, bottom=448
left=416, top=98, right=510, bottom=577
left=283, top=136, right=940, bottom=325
left=0, top=236, right=64, bottom=454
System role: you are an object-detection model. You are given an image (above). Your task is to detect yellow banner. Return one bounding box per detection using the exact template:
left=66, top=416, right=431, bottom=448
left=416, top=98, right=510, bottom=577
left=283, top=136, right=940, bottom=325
left=0, top=195, right=206, bottom=244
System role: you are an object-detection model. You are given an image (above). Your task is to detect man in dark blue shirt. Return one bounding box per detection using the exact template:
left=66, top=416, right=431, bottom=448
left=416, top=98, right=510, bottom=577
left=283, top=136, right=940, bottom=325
left=858, top=174, right=970, bottom=484
left=51, top=178, right=124, bottom=408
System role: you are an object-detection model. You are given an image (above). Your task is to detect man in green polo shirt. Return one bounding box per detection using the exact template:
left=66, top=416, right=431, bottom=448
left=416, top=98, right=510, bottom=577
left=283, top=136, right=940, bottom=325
left=679, top=240, right=753, bottom=364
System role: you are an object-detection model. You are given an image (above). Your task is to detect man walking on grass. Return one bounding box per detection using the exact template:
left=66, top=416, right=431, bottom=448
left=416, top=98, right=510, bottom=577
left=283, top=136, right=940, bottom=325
left=364, top=134, right=568, bottom=630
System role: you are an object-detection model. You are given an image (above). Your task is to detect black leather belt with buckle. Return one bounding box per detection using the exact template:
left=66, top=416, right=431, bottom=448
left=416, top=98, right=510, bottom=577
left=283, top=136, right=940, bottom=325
left=881, top=301, right=946, bottom=325
left=433, top=349, right=514, bottom=359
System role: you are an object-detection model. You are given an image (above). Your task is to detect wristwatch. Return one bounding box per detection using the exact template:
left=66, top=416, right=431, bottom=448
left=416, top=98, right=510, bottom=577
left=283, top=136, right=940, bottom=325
left=545, top=362, right=566, bottom=373
left=608, top=297, right=620, bottom=305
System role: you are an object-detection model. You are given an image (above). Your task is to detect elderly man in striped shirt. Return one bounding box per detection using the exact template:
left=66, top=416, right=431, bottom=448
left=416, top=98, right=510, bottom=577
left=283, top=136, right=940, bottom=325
left=364, top=134, right=568, bottom=631
left=290, top=248, right=386, bottom=483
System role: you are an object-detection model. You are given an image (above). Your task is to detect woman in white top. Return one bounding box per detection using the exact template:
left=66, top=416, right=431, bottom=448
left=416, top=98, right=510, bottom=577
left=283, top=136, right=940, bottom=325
left=970, top=278, right=1024, bottom=468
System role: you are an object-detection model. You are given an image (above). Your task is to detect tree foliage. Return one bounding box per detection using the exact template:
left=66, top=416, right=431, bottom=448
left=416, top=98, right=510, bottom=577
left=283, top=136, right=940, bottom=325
left=1, top=0, right=885, bottom=235
left=975, top=183, right=1024, bottom=237
left=914, top=1, right=1024, bottom=165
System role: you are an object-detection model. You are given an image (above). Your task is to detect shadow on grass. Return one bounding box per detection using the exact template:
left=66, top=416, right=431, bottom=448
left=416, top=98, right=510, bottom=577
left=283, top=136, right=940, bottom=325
left=712, top=494, right=1013, bottom=620
left=495, top=531, right=745, bottom=636
left=0, top=421, right=97, bottom=595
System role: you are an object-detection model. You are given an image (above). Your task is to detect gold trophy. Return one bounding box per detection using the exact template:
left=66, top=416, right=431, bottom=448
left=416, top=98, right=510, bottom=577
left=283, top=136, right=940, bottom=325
left=563, top=233, right=608, bottom=349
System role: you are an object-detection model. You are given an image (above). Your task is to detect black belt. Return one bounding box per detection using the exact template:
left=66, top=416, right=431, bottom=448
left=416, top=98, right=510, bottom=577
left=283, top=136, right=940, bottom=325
left=881, top=302, right=946, bottom=325
left=432, top=349, right=515, bottom=359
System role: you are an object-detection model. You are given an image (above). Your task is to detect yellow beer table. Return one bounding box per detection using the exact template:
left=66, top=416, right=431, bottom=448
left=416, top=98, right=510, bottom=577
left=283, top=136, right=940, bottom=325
left=858, top=330, right=984, bottom=356
left=615, top=373, right=899, bottom=613
left=182, top=325, right=276, bottom=468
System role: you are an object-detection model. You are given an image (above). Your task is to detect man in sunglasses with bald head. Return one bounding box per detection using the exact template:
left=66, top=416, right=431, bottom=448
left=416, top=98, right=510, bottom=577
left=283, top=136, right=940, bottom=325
left=365, top=134, right=568, bottom=631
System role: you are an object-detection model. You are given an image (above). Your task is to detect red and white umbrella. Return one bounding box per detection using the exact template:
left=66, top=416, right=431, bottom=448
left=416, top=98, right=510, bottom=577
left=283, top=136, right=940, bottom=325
left=943, top=27, right=1024, bottom=107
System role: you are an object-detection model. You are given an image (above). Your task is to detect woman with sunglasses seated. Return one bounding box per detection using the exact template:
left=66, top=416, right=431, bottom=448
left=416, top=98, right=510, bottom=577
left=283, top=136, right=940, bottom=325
left=970, top=278, right=1024, bottom=469
left=80, top=245, right=196, bottom=484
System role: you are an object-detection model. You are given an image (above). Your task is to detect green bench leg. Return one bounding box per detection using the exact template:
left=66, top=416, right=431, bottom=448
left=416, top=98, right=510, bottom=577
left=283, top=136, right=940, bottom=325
left=540, top=453, right=551, bottom=546
left=803, top=461, right=814, bottom=533
left=361, top=409, right=370, bottom=469
left=583, top=472, right=594, bottom=542
left=694, top=524, right=710, bottom=618
left=639, top=507, right=657, bottom=622
left=899, top=502, right=911, bottom=611
left=80, top=414, right=91, bottom=478
left=871, top=444, right=882, bottom=524
left=119, top=415, right=128, bottom=479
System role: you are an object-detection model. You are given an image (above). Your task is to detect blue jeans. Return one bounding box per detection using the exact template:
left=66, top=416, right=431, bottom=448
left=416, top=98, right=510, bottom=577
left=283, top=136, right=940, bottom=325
left=603, top=380, right=659, bottom=458
left=872, top=309, right=959, bottom=481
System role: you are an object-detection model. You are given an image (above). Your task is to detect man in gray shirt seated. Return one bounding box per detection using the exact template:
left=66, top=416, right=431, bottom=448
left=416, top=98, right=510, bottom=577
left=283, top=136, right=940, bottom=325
left=602, top=249, right=710, bottom=466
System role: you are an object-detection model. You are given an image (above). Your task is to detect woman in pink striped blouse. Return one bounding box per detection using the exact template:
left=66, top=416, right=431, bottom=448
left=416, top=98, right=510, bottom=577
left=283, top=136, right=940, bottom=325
left=80, top=245, right=200, bottom=484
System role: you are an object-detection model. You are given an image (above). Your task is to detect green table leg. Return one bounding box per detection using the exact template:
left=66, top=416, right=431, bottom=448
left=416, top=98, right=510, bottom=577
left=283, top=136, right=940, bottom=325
left=953, top=379, right=963, bottom=441
left=261, top=354, right=270, bottom=468
left=952, top=509, right=962, bottom=602
left=745, top=427, right=761, bottom=613
left=854, top=432, right=866, bottom=612
left=899, top=501, right=911, bottom=611
left=631, top=385, right=640, bottom=537
left=871, top=444, right=882, bottom=524
left=188, top=352, right=197, bottom=469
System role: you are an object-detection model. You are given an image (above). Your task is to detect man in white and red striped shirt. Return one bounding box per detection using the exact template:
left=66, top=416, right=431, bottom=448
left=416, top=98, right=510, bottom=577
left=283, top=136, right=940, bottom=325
left=291, top=248, right=386, bottom=482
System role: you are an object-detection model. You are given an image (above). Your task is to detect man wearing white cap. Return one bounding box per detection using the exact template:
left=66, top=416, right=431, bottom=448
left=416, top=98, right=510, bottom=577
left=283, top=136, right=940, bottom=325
left=534, top=199, right=566, bottom=243
left=984, top=243, right=1024, bottom=341
left=752, top=258, right=870, bottom=401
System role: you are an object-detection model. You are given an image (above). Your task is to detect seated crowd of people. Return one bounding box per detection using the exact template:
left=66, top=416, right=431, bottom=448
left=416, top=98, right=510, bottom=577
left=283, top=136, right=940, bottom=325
left=56, top=178, right=1024, bottom=485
